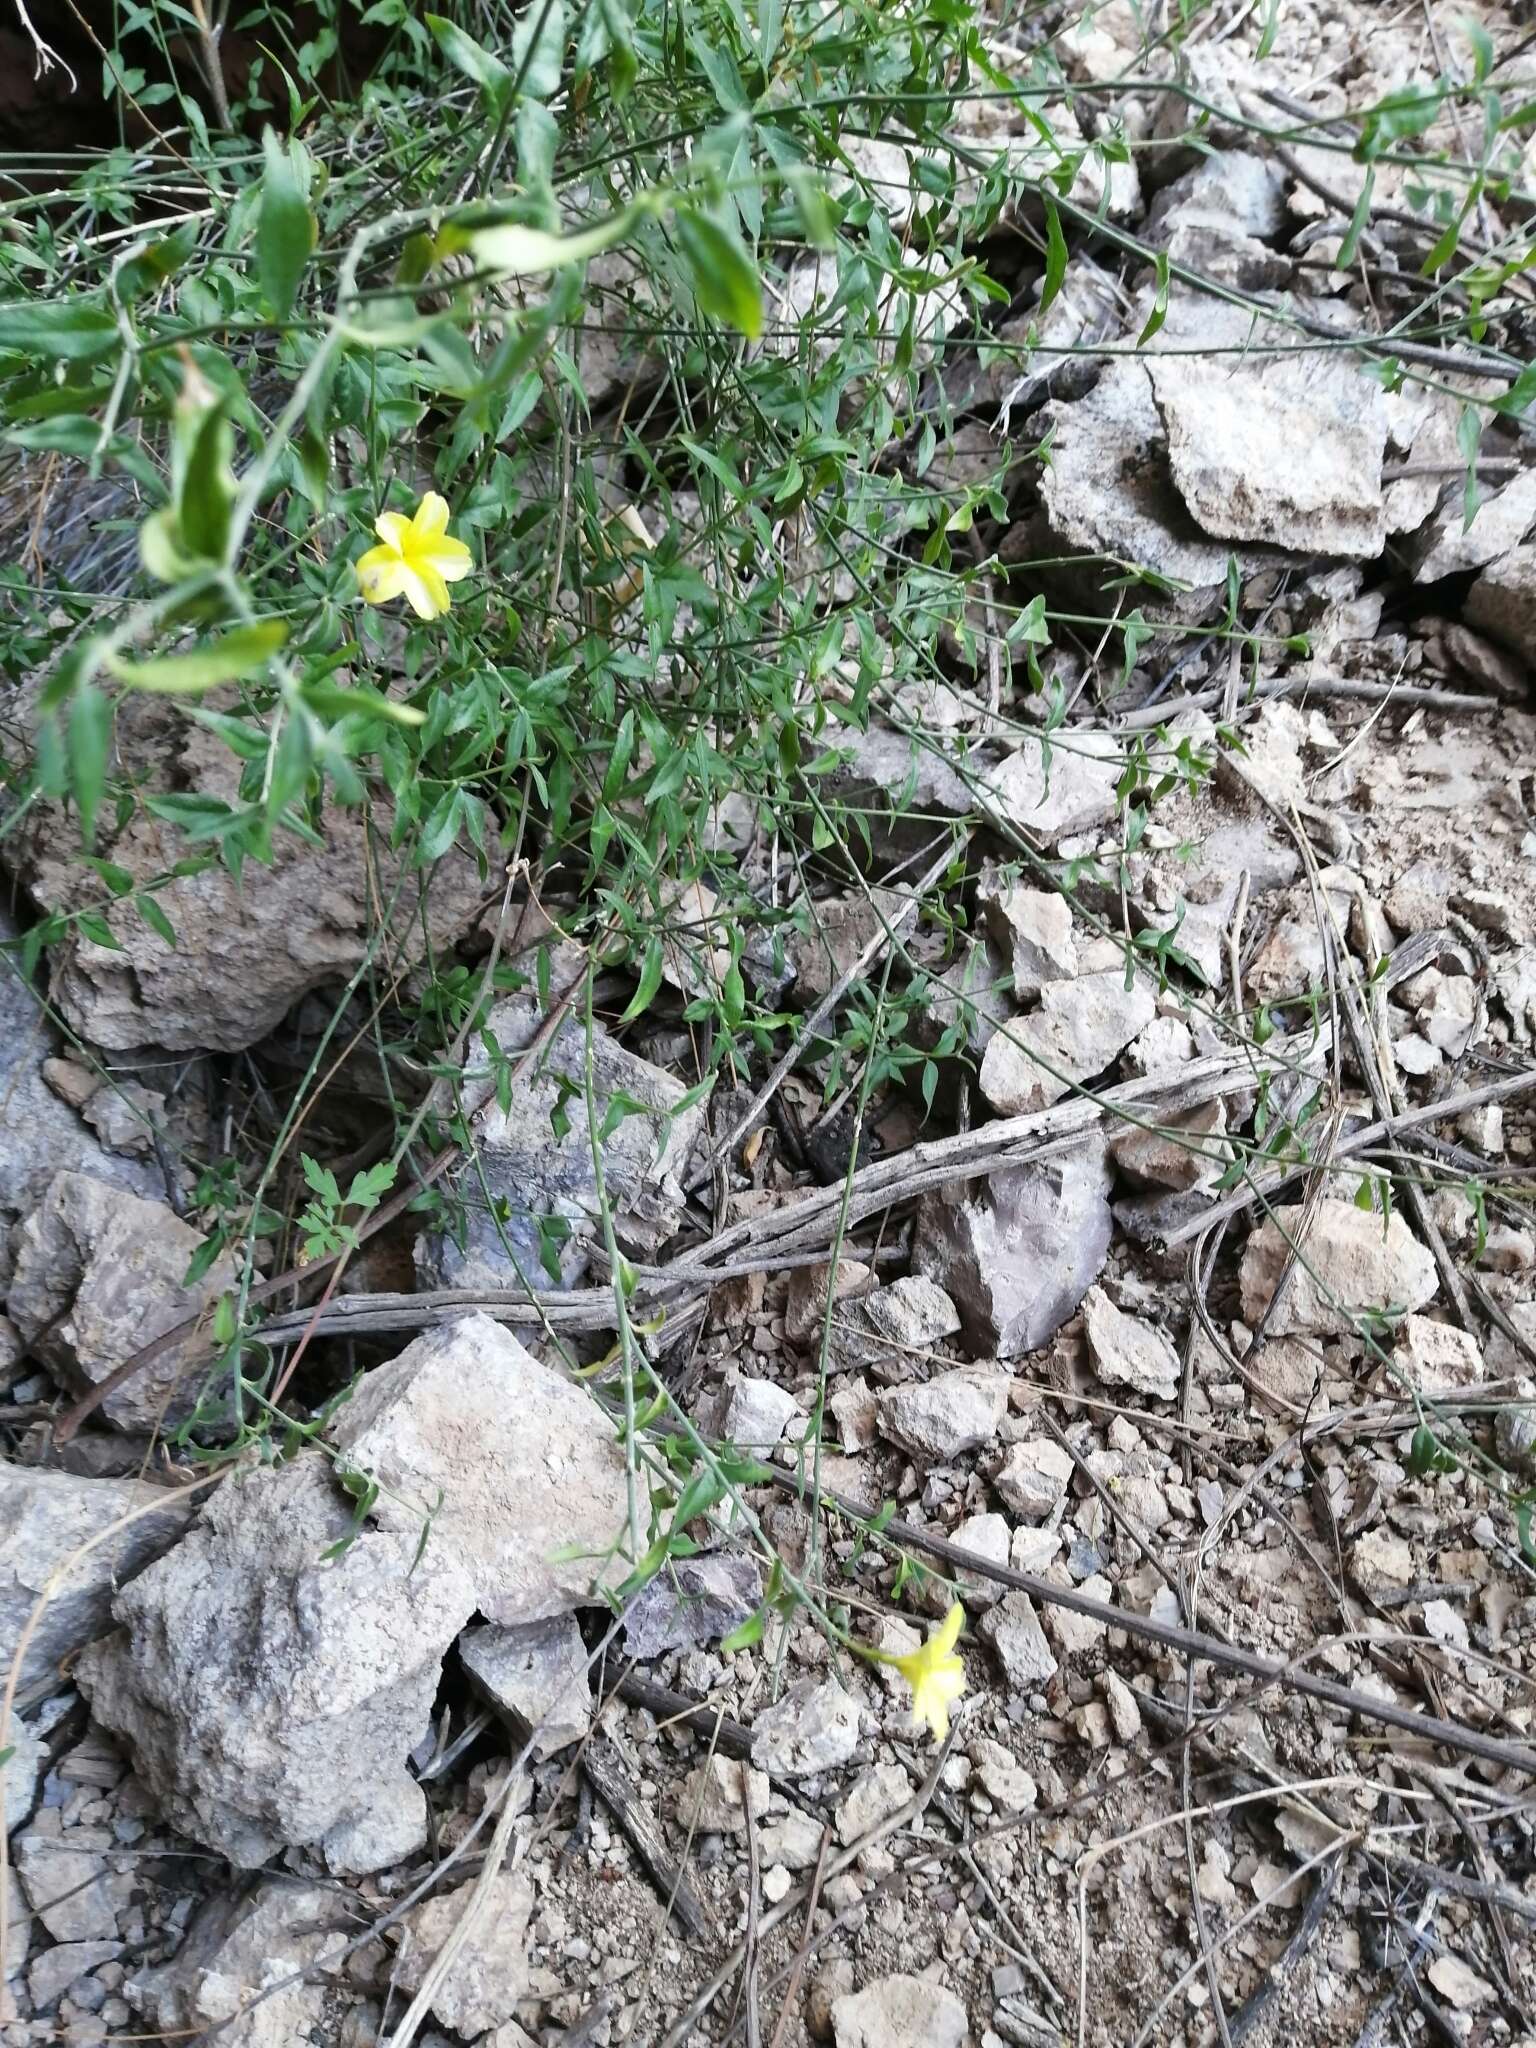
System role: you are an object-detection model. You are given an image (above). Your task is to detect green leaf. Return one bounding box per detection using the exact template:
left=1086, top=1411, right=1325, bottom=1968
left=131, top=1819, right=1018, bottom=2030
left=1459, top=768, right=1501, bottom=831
left=468, top=206, right=638, bottom=278
left=619, top=933, right=664, bottom=1023
left=676, top=211, right=762, bottom=339
left=105, top=622, right=288, bottom=696
left=719, top=1607, right=766, bottom=1654
left=1138, top=249, right=1169, bottom=344
left=136, top=894, right=177, bottom=947
left=510, top=0, right=568, bottom=99
left=1039, top=195, right=1069, bottom=316
left=0, top=300, right=118, bottom=363
left=67, top=683, right=112, bottom=846
left=257, top=127, right=313, bottom=321
left=425, top=14, right=513, bottom=112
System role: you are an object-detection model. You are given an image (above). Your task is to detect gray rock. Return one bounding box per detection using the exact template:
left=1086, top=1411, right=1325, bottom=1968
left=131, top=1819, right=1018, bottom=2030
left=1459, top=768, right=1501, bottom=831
left=3, top=1715, right=41, bottom=1832
left=1395, top=1314, right=1484, bottom=1396
left=78, top=1452, right=475, bottom=1868
left=979, top=969, right=1155, bottom=1115
left=979, top=732, right=1125, bottom=849
left=752, top=1679, right=861, bottom=1779
left=978, top=878, right=1077, bottom=999
left=834, top=1762, right=909, bottom=1845
left=1495, top=1403, right=1536, bottom=1473
left=914, top=1139, right=1113, bottom=1359
left=979, top=1592, right=1058, bottom=1689
left=1083, top=1285, right=1180, bottom=1399
left=862, top=1277, right=962, bottom=1354
left=760, top=1808, right=826, bottom=1871
left=27, top=1940, right=122, bottom=2012
left=129, top=1880, right=349, bottom=2048
left=13, top=1813, right=119, bottom=1941
left=1465, top=543, right=1536, bottom=660
left=418, top=989, right=709, bottom=1293
left=327, top=1313, right=631, bottom=1624
left=322, top=1781, right=429, bottom=1877
left=993, top=1438, right=1074, bottom=1519
left=3, top=1868, right=29, bottom=1982
left=1036, top=359, right=1232, bottom=589
left=0, top=1467, right=191, bottom=1694
left=832, top=1974, right=967, bottom=2048
left=81, top=1080, right=164, bottom=1159
left=459, top=1615, right=592, bottom=1759
left=0, top=915, right=160, bottom=1240
left=6, top=696, right=485, bottom=1052
left=1109, top=1097, right=1228, bottom=1191
left=877, top=1366, right=1008, bottom=1463
left=1240, top=1200, right=1438, bottom=1336
left=7, top=1171, right=239, bottom=1431
left=1149, top=332, right=1388, bottom=557
left=678, top=1755, right=770, bottom=1833
left=623, top=1551, right=760, bottom=1659
left=1413, top=470, right=1536, bottom=582
left=722, top=1375, right=802, bottom=1451
left=392, top=1871, right=534, bottom=2038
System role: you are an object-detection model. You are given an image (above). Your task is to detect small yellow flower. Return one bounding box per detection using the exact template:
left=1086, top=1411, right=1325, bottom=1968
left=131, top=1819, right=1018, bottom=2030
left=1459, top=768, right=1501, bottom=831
left=887, top=1603, right=967, bottom=1742
left=356, top=491, right=472, bottom=620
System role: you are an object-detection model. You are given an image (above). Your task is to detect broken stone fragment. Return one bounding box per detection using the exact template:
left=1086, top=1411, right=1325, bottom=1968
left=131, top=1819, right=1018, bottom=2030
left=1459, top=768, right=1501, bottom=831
left=979, top=731, right=1126, bottom=848
left=785, top=1257, right=874, bottom=1347
left=127, top=1878, right=350, bottom=2048
left=678, top=1755, right=770, bottom=1833
left=1412, top=469, right=1536, bottom=582
left=877, top=1365, right=1008, bottom=1462
left=752, top=1678, right=862, bottom=1778
left=416, top=992, right=710, bottom=1293
left=623, top=1551, right=760, bottom=1660
left=834, top=1761, right=909, bottom=1844
left=1464, top=542, right=1536, bottom=658
left=78, top=1452, right=477, bottom=1868
left=1394, top=1314, right=1484, bottom=1396
left=392, top=1871, right=535, bottom=2037
left=459, top=1615, right=592, bottom=1759
left=834, top=1274, right=963, bottom=1376
left=7, top=1171, right=239, bottom=1432
left=1239, top=1201, right=1438, bottom=1337
left=1109, top=1096, right=1228, bottom=1191
left=326, top=1312, right=631, bottom=1624
left=978, top=1591, right=1058, bottom=1689
left=721, top=1374, right=802, bottom=1450
left=978, top=970, right=1156, bottom=1116
left=1083, top=1285, right=1180, bottom=1399
left=914, top=1139, right=1113, bottom=1359
left=993, top=1437, right=1074, bottom=1520
left=0, top=1466, right=192, bottom=1693
left=13, top=1811, right=121, bottom=1941
left=976, top=872, right=1077, bottom=998
left=7, top=697, right=485, bottom=1053
left=830, top=1973, right=967, bottom=2048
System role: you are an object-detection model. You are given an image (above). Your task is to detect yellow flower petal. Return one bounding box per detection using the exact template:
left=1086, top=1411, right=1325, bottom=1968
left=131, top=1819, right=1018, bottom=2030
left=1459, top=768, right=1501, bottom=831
left=356, top=547, right=407, bottom=605
left=374, top=511, right=412, bottom=551
left=400, top=564, right=450, bottom=620
left=419, top=535, right=472, bottom=580
left=411, top=491, right=451, bottom=539
left=887, top=1603, right=967, bottom=1743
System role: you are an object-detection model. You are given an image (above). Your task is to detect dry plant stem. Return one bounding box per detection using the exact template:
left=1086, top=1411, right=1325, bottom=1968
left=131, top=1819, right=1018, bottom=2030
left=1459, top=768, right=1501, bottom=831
left=772, top=1471, right=1536, bottom=1775
left=740, top=1762, right=764, bottom=2048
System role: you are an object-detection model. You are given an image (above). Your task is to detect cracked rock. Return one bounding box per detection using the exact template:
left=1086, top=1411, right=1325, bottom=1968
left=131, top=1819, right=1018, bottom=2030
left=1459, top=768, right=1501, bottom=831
left=979, top=731, right=1126, bottom=849
left=831, top=1974, right=967, bottom=2048
left=459, top=1615, right=592, bottom=1759
left=1239, top=1200, right=1438, bottom=1336
left=914, top=1139, right=1113, bottom=1359
left=13, top=1813, right=121, bottom=1941
left=834, top=1762, right=909, bottom=1844
left=78, top=1451, right=476, bottom=1867
left=326, top=1312, right=631, bottom=1624
left=7, top=1171, right=239, bottom=1432
left=977, top=874, right=1077, bottom=998
left=1083, top=1285, right=1180, bottom=1398
left=978, top=970, right=1155, bottom=1116
left=0, top=1467, right=191, bottom=1694
left=393, top=1872, right=535, bottom=2038
left=877, top=1365, right=1008, bottom=1462
left=128, top=1880, right=350, bottom=2048
left=752, top=1678, right=862, bottom=1778
left=7, top=697, right=484, bottom=1053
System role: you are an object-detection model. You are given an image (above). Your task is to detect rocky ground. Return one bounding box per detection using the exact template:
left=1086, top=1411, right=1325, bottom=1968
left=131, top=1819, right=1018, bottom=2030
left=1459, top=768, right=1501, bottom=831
left=5, top=0, right=1536, bottom=2043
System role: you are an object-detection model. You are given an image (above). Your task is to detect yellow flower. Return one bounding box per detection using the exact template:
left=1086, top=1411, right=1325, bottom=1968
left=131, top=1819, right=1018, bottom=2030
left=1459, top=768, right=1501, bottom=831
left=887, top=1604, right=967, bottom=1742
left=356, top=492, right=472, bottom=620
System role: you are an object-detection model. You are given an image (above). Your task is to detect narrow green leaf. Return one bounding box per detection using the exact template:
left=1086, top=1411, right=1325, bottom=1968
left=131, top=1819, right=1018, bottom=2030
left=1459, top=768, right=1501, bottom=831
left=67, top=684, right=112, bottom=846
left=257, top=127, right=313, bottom=321
left=511, top=0, right=568, bottom=99
left=620, top=933, right=665, bottom=1023
left=105, top=621, right=288, bottom=696
left=469, top=206, right=638, bottom=278
left=0, top=300, right=118, bottom=363
left=676, top=211, right=763, bottom=339
left=1039, top=195, right=1069, bottom=315
left=136, top=894, right=178, bottom=947
left=425, top=14, right=513, bottom=112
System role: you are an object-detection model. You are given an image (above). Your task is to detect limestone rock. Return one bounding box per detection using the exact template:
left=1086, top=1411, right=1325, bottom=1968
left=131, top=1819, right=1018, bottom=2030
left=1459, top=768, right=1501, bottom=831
left=28, top=1938, right=123, bottom=2012
left=326, top=1313, right=631, bottom=1624
left=1465, top=543, right=1536, bottom=657
left=3, top=1715, right=41, bottom=1832
left=127, top=1879, right=349, bottom=2048
left=7, top=697, right=483, bottom=1052
left=0, top=1466, right=191, bottom=1694
left=78, top=1453, right=476, bottom=1867
left=831, top=1974, right=967, bottom=2048
left=7, top=1171, right=239, bottom=1432
left=1239, top=1201, right=1438, bottom=1336
left=752, top=1678, right=862, bottom=1778
left=877, top=1366, right=1008, bottom=1462
left=978, top=1592, right=1058, bottom=1689
left=13, top=1812, right=120, bottom=1941
left=994, top=1438, right=1074, bottom=1519
left=1395, top=1314, right=1484, bottom=1396
left=393, top=1872, right=534, bottom=2038
left=785, top=1258, right=874, bottom=1347
left=1109, top=1096, right=1228, bottom=1190
left=722, top=1375, right=802, bottom=1450
left=861, top=1276, right=962, bottom=1354
left=417, top=994, right=709, bottom=1292
left=977, top=875, right=1077, bottom=997
left=979, top=970, right=1155, bottom=1115
left=679, top=1755, right=770, bottom=1833
left=979, top=732, right=1126, bottom=849
left=834, top=1762, right=909, bottom=1845
left=914, top=1140, right=1113, bottom=1359
left=1413, top=469, right=1536, bottom=582
left=459, top=1615, right=592, bottom=1759
left=1083, top=1286, right=1180, bottom=1398
left=623, top=1551, right=760, bottom=1660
